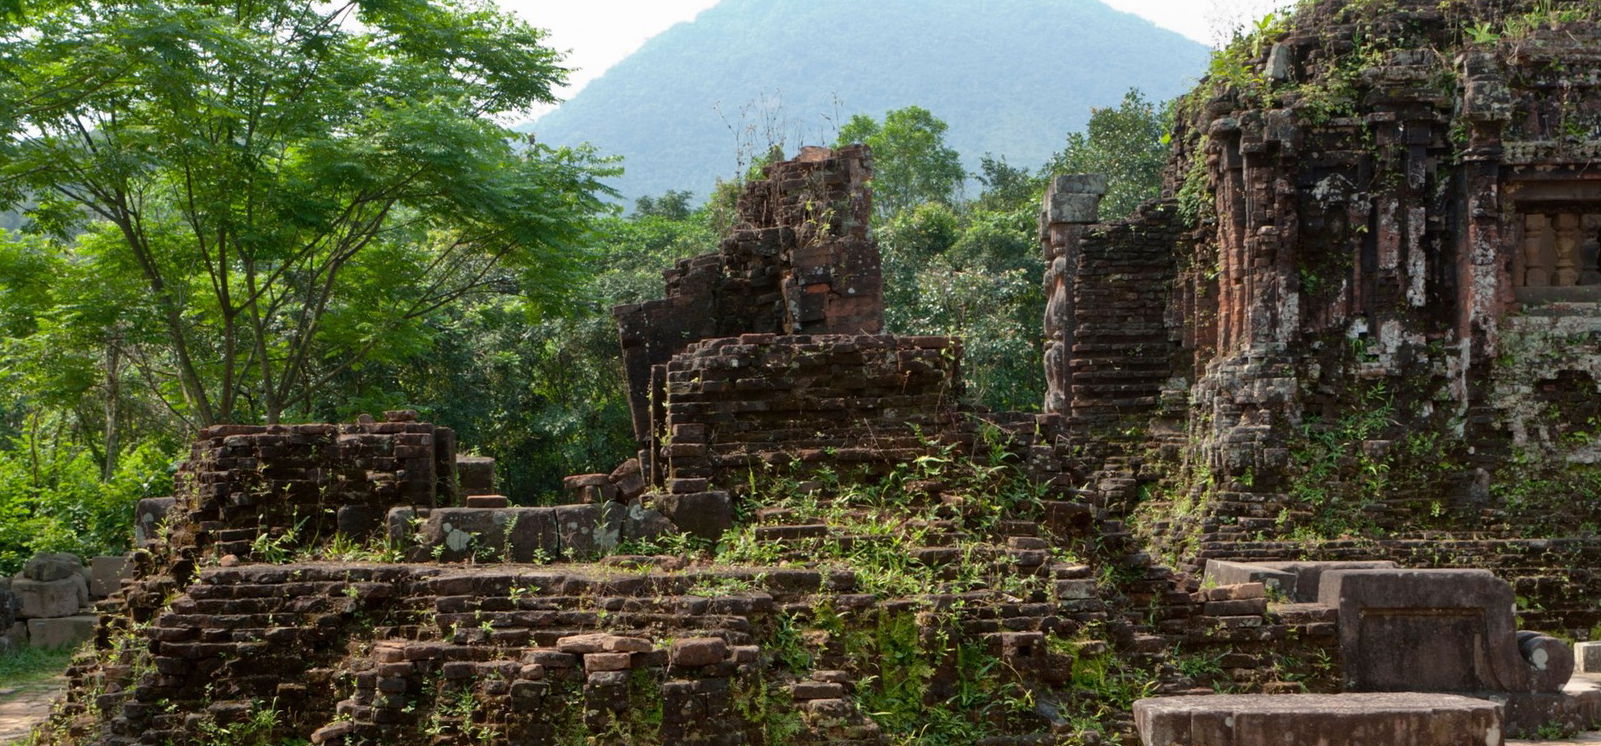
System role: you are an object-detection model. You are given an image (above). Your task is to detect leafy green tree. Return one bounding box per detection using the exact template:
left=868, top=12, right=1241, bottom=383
left=1044, top=88, right=1170, bottom=221
left=837, top=106, right=966, bottom=218
left=320, top=208, right=714, bottom=500
left=973, top=155, right=1040, bottom=215
left=635, top=190, right=696, bottom=220
left=0, top=0, right=613, bottom=426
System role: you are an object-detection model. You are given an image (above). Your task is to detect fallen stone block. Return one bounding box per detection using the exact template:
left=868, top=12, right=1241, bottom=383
left=13, top=574, right=89, bottom=619
left=1133, top=692, right=1504, bottom=746
left=610, top=459, right=646, bottom=501
left=23, top=552, right=84, bottom=582
left=89, top=555, right=131, bottom=599
left=562, top=474, right=615, bottom=504
left=27, top=614, right=96, bottom=650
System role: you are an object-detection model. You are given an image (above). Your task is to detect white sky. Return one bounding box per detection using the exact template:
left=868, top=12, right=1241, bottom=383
left=501, top=0, right=1289, bottom=119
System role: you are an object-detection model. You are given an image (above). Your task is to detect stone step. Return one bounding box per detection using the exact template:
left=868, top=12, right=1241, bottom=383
left=1134, top=692, right=1504, bottom=746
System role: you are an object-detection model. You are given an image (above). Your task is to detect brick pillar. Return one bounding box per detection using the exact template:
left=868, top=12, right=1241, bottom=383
left=1040, top=174, right=1106, bottom=415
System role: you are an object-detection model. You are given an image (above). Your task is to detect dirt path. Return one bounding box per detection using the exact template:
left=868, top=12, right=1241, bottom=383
left=0, top=676, right=64, bottom=745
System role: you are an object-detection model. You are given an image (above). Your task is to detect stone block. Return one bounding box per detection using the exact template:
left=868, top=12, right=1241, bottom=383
left=27, top=614, right=96, bottom=650
left=583, top=652, right=633, bottom=672
left=1133, top=692, right=1504, bottom=746
left=1044, top=191, right=1102, bottom=224
left=386, top=507, right=419, bottom=547
left=1320, top=568, right=1572, bottom=694
left=557, top=634, right=651, bottom=654
left=1050, top=173, right=1109, bottom=196
left=610, top=459, right=646, bottom=501
left=554, top=503, right=622, bottom=559
left=669, top=637, right=728, bottom=668
left=13, top=574, right=88, bottom=619
left=456, top=456, right=496, bottom=496
left=23, top=552, right=83, bottom=582
left=89, top=555, right=131, bottom=599
left=1576, top=641, right=1601, bottom=674
left=791, top=681, right=846, bottom=700
left=622, top=501, right=674, bottom=544
left=418, top=507, right=561, bottom=563
left=652, top=491, right=732, bottom=541
left=133, top=496, right=176, bottom=547
left=1205, top=560, right=1397, bottom=603
left=335, top=504, right=384, bottom=538
left=464, top=494, right=509, bottom=508
left=562, top=474, right=615, bottom=504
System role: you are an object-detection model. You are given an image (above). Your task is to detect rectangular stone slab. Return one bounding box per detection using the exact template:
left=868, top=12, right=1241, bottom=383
left=1134, top=693, right=1504, bottom=746
left=27, top=614, right=96, bottom=650
left=1204, top=559, right=1398, bottom=602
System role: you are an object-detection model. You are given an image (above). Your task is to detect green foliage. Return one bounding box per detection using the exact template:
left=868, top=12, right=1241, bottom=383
left=1043, top=89, right=1171, bottom=221
left=634, top=190, right=697, bottom=221
left=192, top=699, right=286, bottom=746
left=1280, top=382, right=1470, bottom=540
left=877, top=198, right=1045, bottom=411
left=732, top=670, right=805, bottom=744
left=972, top=156, right=1038, bottom=215
left=0, top=645, right=76, bottom=684
left=715, top=424, right=1054, bottom=597
left=0, top=426, right=173, bottom=573
left=837, top=107, right=967, bottom=218
left=0, top=0, right=615, bottom=427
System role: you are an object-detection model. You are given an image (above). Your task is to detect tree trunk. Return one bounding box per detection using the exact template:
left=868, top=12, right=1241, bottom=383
left=102, top=341, right=121, bottom=481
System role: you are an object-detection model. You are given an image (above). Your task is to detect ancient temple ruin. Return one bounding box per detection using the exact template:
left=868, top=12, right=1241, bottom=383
left=27, top=1, right=1601, bottom=744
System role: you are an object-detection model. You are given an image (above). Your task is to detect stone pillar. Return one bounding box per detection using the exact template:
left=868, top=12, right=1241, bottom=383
left=1040, top=174, right=1106, bottom=416
left=1555, top=212, right=1580, bottom=287
left=1457, top=51, right=1512, bottom=360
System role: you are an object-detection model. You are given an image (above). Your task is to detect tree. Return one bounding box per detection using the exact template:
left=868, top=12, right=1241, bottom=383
left=635, top=190, right=696, bottom=220
left=1044, top=88, right=1170, bottom=221
left=836, top=106, right=966, bottom=218
left=974, top=155, right=1039, bottom=215
left=0, top=0, right=614, bottom=426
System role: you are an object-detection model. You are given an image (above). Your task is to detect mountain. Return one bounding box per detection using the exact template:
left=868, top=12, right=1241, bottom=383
left=520, top=0, right=1212, bottom=204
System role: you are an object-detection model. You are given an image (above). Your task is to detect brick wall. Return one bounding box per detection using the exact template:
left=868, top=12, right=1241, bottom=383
left=176, top=413, right=457, bottom=558
left=658, top=333, right=963, bottom=490
left=614, top=146, right=884, bottom=448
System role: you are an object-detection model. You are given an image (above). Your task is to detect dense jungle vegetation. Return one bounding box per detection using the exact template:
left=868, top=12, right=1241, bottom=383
left=0, top=0, right=1169, bottom=573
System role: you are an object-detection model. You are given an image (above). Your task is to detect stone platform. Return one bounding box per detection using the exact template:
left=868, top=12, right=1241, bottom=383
left=1133, top=692, right=1505, bottom=746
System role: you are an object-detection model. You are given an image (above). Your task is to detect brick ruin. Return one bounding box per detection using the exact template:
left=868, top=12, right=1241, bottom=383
left=1048, top=0, right=1601, bottom=624
left=30, top=2, right=1601, bottom=742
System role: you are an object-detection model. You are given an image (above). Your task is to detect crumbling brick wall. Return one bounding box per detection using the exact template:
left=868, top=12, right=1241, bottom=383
left=658, top=333, right=963, bottom=489
left=1041, top=181, right=1182, bottom=429
left=614, top=146, right=884, bottom=456
left=176, top=413, right=458, bottom=558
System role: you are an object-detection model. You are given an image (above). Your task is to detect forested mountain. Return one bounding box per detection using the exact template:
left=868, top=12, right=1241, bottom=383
left=520, top=0, right=1211, bottom=202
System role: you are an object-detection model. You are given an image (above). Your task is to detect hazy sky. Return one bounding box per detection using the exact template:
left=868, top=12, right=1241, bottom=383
left=502, top=0, right=1287, bottom=118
